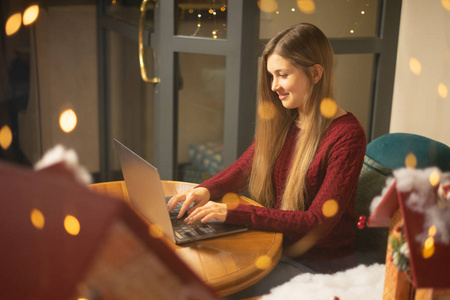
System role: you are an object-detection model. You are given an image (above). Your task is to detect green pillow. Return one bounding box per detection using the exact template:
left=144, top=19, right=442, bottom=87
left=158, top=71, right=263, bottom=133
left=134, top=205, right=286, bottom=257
left=366, top=133, right=450, bottom=171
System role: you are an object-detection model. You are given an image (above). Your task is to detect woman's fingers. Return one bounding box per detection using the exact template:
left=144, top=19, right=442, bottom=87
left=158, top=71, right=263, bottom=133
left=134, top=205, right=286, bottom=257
left=167, top=193, right=186, bottom=212
left=178, top=191, right=198, bottom=219
left=167, top=187, right=211, bottom=219
left=185, top=202, right=227, bottom=223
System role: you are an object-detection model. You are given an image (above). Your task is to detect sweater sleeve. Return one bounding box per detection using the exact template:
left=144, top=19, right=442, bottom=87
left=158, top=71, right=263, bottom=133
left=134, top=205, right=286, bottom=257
left=225, top=128, right=366, bottom=245
left=197, top=142, right=255, bottom=200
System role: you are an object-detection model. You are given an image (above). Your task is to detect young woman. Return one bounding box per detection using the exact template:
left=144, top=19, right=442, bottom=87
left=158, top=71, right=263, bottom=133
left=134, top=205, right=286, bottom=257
left=168, top=23, right=366, bottom=296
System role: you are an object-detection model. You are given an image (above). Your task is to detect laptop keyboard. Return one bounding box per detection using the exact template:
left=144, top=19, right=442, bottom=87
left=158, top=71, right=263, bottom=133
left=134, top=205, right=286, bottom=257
left=174, top=222, right=215, bottom=239
left=168, top=200, right=215, bottom=240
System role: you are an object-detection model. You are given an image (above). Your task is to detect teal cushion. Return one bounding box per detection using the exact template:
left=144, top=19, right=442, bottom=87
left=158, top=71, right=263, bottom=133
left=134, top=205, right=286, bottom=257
left=366, top=133, right=450, bottom=171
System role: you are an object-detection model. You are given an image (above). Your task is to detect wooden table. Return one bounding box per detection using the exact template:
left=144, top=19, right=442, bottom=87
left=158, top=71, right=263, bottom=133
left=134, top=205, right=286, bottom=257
left=90, top=180, right=283, bottom=297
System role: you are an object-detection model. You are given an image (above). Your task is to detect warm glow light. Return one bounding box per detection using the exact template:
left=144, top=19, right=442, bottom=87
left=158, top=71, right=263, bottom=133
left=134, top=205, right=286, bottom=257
left=442, top=0, right=450, bottom=11
left=322, top=199, right=339, bottom=218
left=30, top=209, right=45, bottom=230
left=64, top=215, right=81, bottom=236
left=255, top=255, right=272, bottom=270
left=297, top=0, right=316, bottom=14
left=423, top=245, right=435, bottom=259
left=0, top=125, right=13, bottom=150
left=189, top=9, right=194, bottom=14
left=409, top=57, right=422, bottom=75
left=291, top=8, right=296, bottom=12
left=23, top=5, right=39, bottom=26
left=423, top=236, right=435, bottom=259
left=222, top=193, right=240, bottom=204
left=5, top=13, right=22, bottom=36
left=320, top=98, right=338, bottom=119
left=361, top=10, right=365, bottom=14
left=428, top=225, right=437, bottom=237
left=258, top=101, right=277, bottom=120
left=257, top=0, right=278, bottom=13
left=405, top=153, right=417, bottom=168
left=350, top=29, right=355, bottom=34
left=59, top=109, right=78, bottom=133
left=424, top=236, right=435, bottom=249
left=149, top=224, right=164, bottom=239
left=220, top=6, right=226, bottom=12
left=438, top=83, right=448, bottom=99
left=208, top=9, right=214, bottom=14
left=429, top=170, right=440, bottom=186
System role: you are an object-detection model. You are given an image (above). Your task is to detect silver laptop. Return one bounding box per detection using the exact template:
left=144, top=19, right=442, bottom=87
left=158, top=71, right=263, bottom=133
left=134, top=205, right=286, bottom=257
left=113, top=139, right=248, bottom=245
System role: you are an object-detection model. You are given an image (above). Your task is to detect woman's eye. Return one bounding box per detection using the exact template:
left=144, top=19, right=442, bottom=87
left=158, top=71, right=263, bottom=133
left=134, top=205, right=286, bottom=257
left=279, top=74, right=287, bottom=78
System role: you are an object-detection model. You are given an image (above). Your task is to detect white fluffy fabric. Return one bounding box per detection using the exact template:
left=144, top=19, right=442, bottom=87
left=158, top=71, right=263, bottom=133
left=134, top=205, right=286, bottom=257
left=261, top=264, right=385, bottom=300
left=370, top=167, right=450, bottom=245
left=34, top=144, right=92, bottom=185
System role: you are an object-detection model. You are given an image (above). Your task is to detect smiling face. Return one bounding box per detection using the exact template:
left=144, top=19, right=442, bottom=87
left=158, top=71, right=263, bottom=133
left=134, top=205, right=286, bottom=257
left=267, top=53, right=312, bottom=112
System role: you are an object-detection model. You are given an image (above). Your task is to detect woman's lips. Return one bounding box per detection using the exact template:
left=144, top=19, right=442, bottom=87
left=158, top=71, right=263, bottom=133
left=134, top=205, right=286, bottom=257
left=278, top=93, right=289, bottom=100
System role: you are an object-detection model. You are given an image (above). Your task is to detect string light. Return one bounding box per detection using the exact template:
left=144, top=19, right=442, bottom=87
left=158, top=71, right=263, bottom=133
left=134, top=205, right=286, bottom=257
left=297, top=0, right=316, bottom=14
left=438, top=83, right=448, bottom=99
left=409, top=57, right=422, bottom=76
left=30, top=209, right=45, bottom=230
left=59, top=109, right=78, bottom=133
left=257, top=0, right=278, bottom=13
left=23, top=5, right=39, bottom=26
left=64, top=215, right=81, bottom=236
left=0, top=125, right=13, bottom=150
left=5, top=13, right=22, bottom=36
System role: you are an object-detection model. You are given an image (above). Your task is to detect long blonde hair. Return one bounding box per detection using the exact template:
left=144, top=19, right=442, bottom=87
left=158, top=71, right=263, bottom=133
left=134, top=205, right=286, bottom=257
left=249, top=23, right=335, bottom=211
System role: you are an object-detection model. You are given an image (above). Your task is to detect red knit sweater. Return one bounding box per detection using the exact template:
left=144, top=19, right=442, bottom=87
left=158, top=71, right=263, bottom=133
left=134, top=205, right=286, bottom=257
left=198, top=113, right=366, bottom=262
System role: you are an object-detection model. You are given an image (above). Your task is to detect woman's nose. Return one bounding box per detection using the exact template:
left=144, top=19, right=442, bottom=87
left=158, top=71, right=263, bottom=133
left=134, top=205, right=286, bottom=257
left=271, top=78, right=279, bottom=92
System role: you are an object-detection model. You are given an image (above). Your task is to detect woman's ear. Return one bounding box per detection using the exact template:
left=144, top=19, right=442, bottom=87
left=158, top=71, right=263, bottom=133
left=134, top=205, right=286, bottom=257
left=310, top=64, right=324, bottom=85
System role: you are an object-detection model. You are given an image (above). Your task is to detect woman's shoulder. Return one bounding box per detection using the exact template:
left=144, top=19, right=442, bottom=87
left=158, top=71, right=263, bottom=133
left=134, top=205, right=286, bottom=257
left=323, top=112, right=367, bottom=148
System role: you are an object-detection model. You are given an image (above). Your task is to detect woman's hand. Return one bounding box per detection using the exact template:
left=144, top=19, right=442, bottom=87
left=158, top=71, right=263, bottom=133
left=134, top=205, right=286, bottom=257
left=184, top=201, right=228, bottom=224
left=167, top=187, right=211, bottom=219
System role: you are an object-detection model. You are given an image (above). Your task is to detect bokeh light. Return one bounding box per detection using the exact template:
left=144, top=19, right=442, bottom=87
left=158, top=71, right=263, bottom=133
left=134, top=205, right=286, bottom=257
left=258, top=101, right=277, bottom=120
left=428, top=225, right=437, bottom=237
left=320, top=98, right=337, bottom=119
left=5, top=13, right=22, bottom=36
left=422, top=236, right=435, bottom=259
left=0, top=125, right=13, bottom=150
left=322, top=199, right=339, bottom=218
left=30, top=209, right=45, bottom=230
left=64, top=215, right=81, bottom=236
left=222, top=193, right=240, bottom=203
left=23, top=5, right=39, bottom=26
left=429, top=170, right=440, bottom=187
left=297, top=0, right=316, bottom=14
left=438, top=83, right=448, bottom=99
left=405, top=153, right=417, bottom=169
left=442, top=0, right=450, bottom=11
left=254, top=255, right=272, bottom=270
left=409, top=57, right=422, bottom=76
left=59, top=109, right=78, bottom=133
left=257, top=0, right=278, bottom=13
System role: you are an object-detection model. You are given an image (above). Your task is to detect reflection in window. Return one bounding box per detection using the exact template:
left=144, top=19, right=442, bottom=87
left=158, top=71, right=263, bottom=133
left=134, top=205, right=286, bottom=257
left=259, top=0, right=378, bottom=39
left=176, top=53, right=226, bottom=182
left=177, top=0, right=228, bottom=39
